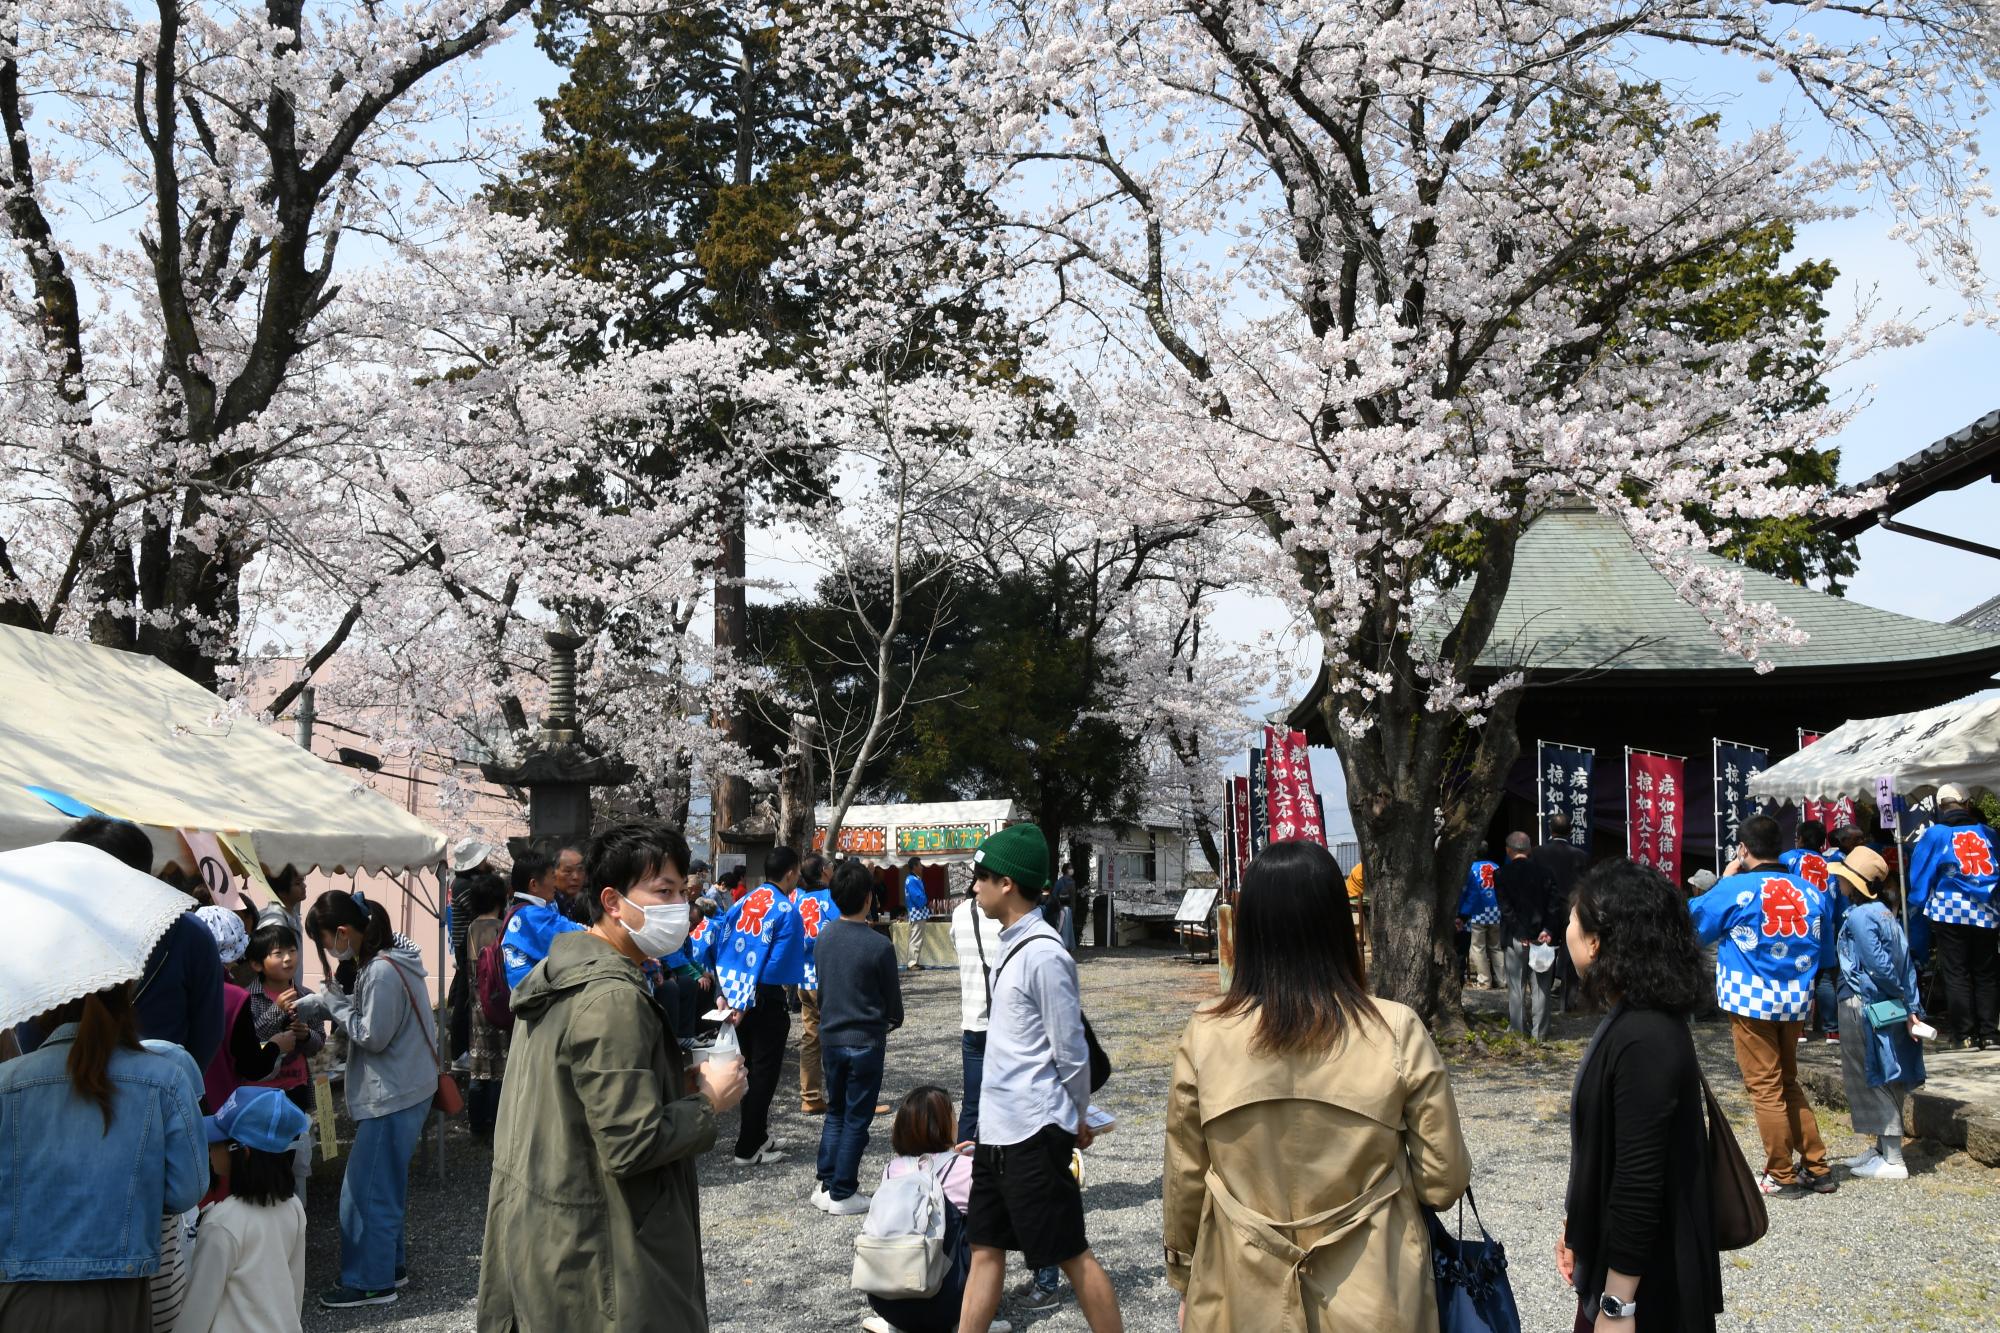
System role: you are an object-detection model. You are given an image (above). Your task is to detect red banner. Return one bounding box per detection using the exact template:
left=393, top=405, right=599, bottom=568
left=1797, top=731, right=1856, bottom=833
left=1262, top=726, right=1328, bottom=846
left=1626, top=749, right=1686, bottom=886
left=1233, top=775, right=1252, bottom=887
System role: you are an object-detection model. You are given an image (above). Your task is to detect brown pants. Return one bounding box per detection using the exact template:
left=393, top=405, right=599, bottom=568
left=1729, top=1014, right=1828, bottom=1183
left=799, top=987, right=824, bottom=1111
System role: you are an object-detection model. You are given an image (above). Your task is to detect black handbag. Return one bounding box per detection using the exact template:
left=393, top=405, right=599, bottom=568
left=1427, top=1191, right=1521, bottom=1333
left=1699, top=1070, right=1768, bottom=1250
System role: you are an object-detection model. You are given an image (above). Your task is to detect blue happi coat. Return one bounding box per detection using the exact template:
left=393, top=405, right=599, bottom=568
left=502, top=898, right=586, bottom=989
left=714, top=882, right=804, bottom=1008
left=795, top=886, right=840, bottom=990
left=1910, top=815, right=2000, bottom=930
left=1457, top=860, right=1499, bottom=925
left=1836, top=901, right=1926, bottom=1089
left=1689, top=867, right=1827, bottom=1022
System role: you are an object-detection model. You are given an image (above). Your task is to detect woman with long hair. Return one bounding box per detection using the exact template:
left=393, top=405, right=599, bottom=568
left=1558, top=859, right=1724, bottom=1333
left=1162, top=841, right=1470, bottom=1332
left=292, top=891, right=439, bottom=1310
left=0, top=984, right=207, bottom=1331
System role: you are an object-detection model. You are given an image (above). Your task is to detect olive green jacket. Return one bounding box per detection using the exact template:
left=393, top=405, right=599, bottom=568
left=477, top=930, right=716, bottom=1331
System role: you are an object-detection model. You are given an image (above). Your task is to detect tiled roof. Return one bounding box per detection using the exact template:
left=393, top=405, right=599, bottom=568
left=1823, top=408, right=2000, bottom=540
left=1953, top=592, right=2000, bottom=636
left=1454, top=505, right=2000, bottom=676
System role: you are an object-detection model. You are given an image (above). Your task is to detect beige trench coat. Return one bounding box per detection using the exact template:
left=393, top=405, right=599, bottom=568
left=1163, top=999, right=1471, bottom=1333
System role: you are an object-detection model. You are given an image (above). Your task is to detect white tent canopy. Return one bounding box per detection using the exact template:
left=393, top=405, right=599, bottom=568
left=1746, top=695, right=2000, bottom=805
left=0, top=625, right=445, bottom=873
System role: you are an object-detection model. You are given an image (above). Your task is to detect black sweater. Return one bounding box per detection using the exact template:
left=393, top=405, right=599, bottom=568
left=1495, top=856, right=1562, bottom=943
left=815, top=920, right=904, bottom=1047
left=1566, top=1006, right=1723, bottom=1332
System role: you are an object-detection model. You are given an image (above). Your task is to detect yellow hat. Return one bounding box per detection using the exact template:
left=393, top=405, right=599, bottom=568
left=1828, top=846, right=1888, bottom=899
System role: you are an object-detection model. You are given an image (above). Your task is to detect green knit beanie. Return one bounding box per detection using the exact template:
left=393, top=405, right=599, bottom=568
left=974, top=823, right=1051, bottom=895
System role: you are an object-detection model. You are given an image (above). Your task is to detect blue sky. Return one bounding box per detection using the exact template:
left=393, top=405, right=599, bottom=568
left=472, top=21, right=2000, bottom=845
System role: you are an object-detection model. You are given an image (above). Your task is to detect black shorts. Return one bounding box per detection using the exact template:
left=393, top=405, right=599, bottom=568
left=965, top=1125, right=1087, bottom=1270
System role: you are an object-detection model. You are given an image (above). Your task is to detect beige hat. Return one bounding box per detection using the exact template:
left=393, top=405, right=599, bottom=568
left=1828, top=845, right=1888, bottom=899
left=1936, top=782, right=1969, bottom=805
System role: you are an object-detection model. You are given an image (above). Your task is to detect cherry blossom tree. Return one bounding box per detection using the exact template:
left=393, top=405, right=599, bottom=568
left=0, top=0, right=551, bottom=689
left=799, top=0, right=1997, bottom=1023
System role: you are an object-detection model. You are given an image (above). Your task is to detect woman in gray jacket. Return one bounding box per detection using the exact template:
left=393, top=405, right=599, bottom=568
left=295, top=892, right=439, bottom=1310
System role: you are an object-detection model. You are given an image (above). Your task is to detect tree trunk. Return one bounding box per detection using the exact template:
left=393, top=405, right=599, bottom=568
left=777, top=714, right=819, bottom=858
left=710, top=490, right=750, bottom=859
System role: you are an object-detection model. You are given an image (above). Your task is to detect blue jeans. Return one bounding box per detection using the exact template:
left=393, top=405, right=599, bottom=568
left=817, top=1043, right=886, bottom=1200
left=338, top=1099, right=428, bottom=1291
left=960, top=1029, right=986, bottom=1143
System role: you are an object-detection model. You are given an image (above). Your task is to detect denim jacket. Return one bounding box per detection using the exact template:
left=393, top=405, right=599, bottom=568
left=0, top=1025, right=207, bottom=1280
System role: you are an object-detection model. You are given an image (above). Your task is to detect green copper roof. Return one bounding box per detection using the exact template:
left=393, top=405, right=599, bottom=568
left=1468, top=505, right=2000, bottom=677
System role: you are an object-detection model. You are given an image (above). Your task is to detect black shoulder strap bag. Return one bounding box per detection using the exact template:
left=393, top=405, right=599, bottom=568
left=989, top=932, right=1111, bottom=1093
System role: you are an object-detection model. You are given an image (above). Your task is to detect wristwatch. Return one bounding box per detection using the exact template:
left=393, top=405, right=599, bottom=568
left=1596, top=1292, right=1637, bottom=1320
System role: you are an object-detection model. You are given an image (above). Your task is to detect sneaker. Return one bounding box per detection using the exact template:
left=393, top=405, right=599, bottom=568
left=1824, top=1031, right=1840, bottom=1043
left=319, top=1285, right=397, bottom=1309
left=1008, top=1277, right=1065, bottom=1311
left=1806, top=1171, right=1839, bottom=1194
left=860, top=1317, right=904, bottom=1333
left=1754, top=1173, right=1807, bottom=1198
left=810, top=1185, right=832, bottom=1212
left=394, top=1266, right=410, bottom=1289
left=824, top=1191, right=872, bottom=1215
left=1851, top=1156, right=1909, bottom=1180
left=1843, top=1148, right=1882, bottom=1171
left=732, top=1138, right=787, bottom=1166
left=1796, top=1033, right=1810, bottom=1044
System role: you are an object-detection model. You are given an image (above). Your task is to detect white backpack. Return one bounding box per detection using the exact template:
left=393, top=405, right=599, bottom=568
left=850, top=1155, right=953, bottom=1299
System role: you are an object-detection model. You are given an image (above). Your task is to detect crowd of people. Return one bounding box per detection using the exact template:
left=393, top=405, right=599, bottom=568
left=0, top=780, right=1994, bottom=1333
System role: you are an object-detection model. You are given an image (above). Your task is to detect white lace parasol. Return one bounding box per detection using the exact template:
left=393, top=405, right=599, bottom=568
left=0, top=842, right=195, bottom=1033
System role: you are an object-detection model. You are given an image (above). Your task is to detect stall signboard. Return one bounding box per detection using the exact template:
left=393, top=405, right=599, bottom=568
left=813, top=826, right=888, bottom=856
left=897, top=824, right=988, bottom=855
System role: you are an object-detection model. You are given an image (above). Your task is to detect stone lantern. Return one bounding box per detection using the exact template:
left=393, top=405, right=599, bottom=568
left=481, top=628, right=633, bottom=849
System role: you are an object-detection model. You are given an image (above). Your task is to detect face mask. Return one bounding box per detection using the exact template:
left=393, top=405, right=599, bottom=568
left=620, top=896, right=690, bottom=958
left=326, top=935, right=353, bottom=962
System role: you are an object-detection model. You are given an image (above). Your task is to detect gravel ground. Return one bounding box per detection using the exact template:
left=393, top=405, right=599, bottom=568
left=303, top=950, right=2000, bottom=1332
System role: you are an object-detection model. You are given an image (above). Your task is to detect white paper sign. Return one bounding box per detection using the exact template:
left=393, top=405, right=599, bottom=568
left=1875, top=776, right=1896, bottom=829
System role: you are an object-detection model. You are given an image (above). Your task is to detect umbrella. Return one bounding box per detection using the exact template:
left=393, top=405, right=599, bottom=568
left=0, top=841, right=193, bottom=1033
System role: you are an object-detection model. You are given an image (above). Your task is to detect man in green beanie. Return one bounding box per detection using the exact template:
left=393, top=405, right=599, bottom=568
left=958, top=824, right=1124, bottom=1333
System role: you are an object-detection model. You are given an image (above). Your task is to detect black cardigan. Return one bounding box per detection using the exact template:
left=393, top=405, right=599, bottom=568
left=1566, top=1006, right=1723, bottom=1332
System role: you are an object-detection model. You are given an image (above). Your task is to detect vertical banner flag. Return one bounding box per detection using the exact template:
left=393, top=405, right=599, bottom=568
left=1536, top=742, right=1595, bottom=852
left=1260, top=726, right=1329, bottom=846
left=1221, top=782, right=1236, bottom=896
left=1232, top=776, right=1253, bottom=888
left=1797, top=730, right=1856, bottom=831
left=1248, top=747, right=1270, bottom=853
left=1289, top=730, right=1329, bottom=846
left=1712, top=739, right=1772, bottom=872
left=1626, top=749, right=1687, bottom=885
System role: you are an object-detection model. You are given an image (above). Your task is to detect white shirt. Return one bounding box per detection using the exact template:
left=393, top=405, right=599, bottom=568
left=173, top=1194, right=306, bottom=1333
left=977, top=913, right=1090, bottom=1147
left=951, top=899, right=1005, bottom=1032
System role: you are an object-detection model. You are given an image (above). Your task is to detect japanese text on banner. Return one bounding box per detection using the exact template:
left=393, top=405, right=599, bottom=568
left=1626, top=750, right=1686, bottom=886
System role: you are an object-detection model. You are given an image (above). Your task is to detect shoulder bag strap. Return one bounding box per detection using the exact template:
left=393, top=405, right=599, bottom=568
left=382, top=959, right=438, bottom=1066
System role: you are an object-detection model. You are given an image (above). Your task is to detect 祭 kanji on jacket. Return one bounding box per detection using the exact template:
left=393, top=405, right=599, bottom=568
left=1909, top=813, right=1999, bottom=930
left=1689, top=868, right=1828, bottom=1021
left=793, top=885, right=840, bottom=990
left=713, top=881, right=804, bottom=1009
left=1457, top=860, right=1499, bottom=925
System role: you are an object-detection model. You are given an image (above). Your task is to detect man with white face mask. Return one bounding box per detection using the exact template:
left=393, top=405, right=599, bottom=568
left=478, top=822, right=747, bottom=1332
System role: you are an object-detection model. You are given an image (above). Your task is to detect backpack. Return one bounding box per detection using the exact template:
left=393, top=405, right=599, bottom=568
left=851, top=1155, right=953, bottom=1298
left=474, top=908, right=517, bottom=1030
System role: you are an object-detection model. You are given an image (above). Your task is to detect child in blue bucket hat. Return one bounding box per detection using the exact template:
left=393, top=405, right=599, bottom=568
left=178, top=1087, right=311, bottom=1333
